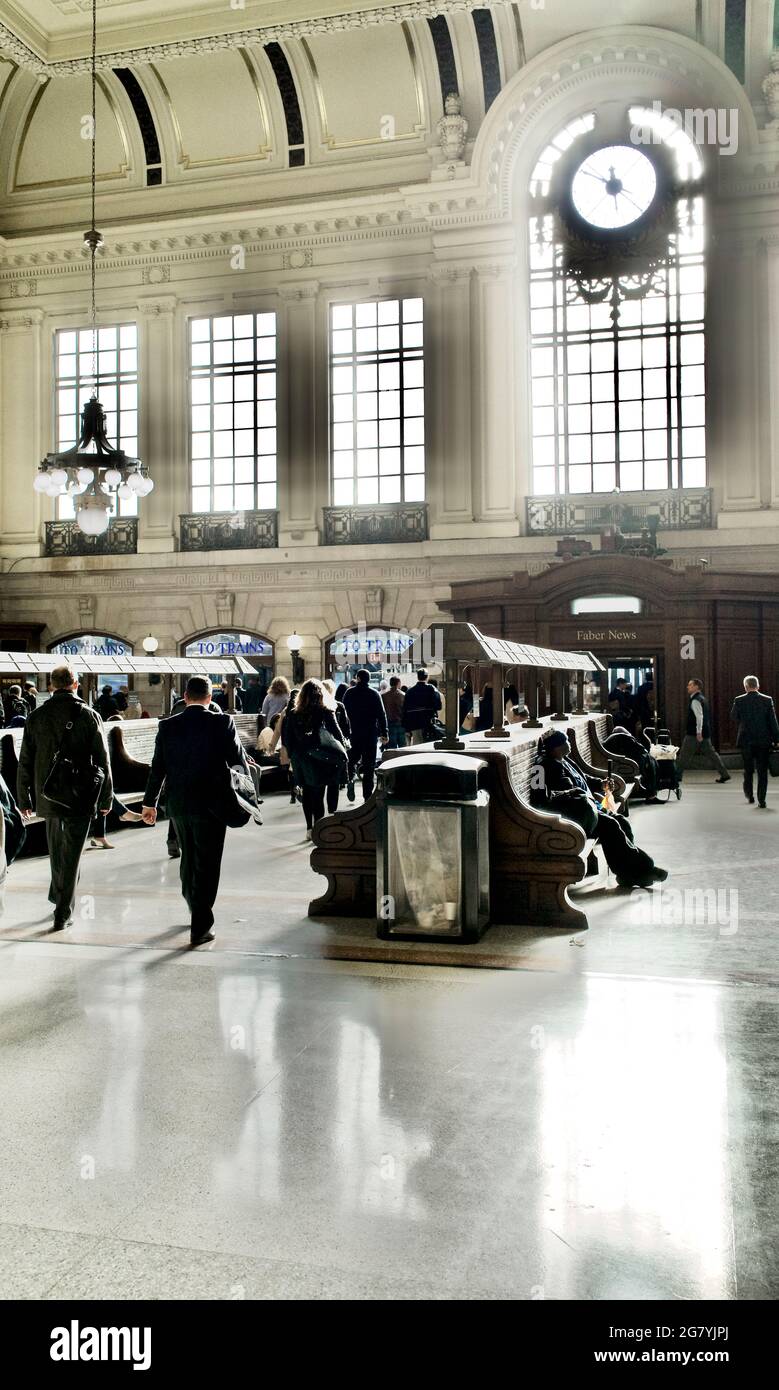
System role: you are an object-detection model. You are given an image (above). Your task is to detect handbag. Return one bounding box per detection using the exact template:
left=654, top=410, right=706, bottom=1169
left=229, top=765, right=263, bottom=825
left=42, top=711, right=105, bottom=815
left=309, top=723, right=348, bottom=770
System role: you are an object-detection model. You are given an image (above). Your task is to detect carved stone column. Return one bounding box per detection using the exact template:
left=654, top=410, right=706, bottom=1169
left=0, top=308, right=45, bottom=552
left=137, top=295, right=181, bottom=549
left=428, top=264, right=474, bottom=534
left=471, top=262, right=518, bottom=531
left=278, top=282, right=321, bottom=547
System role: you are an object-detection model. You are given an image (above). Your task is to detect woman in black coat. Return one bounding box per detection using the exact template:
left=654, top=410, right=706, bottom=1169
left=284, top=680, right=348, bottom=839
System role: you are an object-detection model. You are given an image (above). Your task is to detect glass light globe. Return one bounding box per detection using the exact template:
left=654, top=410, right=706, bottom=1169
left=76, top=466, right=94, bottom=485
left=33, top=472, right=51, bottom=493
left=142, top=634, right=159, bottom=654
left=138, top=476, right=154, bottom=495
left=47, top=478, right=66, bottom=496
left=103, top=468, right=123, bottom=488
left=286, top=632, right=303, bottom=653
left=76, top=504, right=110, bottom=536
left=50, top=467, right=69, bottom=486
left=117, top=482, right=134, bottom=500
left=67, top=480, right=88, bottom=496
left=127, top=472, right=145, bottom=493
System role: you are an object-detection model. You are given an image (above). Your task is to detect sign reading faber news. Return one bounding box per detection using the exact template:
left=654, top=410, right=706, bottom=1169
left=51, top=634, right=132, bottom=659
left=183, top=632, right=271, bottom=659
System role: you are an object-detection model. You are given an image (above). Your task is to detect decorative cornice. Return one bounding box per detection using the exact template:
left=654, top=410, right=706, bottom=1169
left=0, top=3, right=514, bottom=77
left=0, top=209, right=431, bottom=279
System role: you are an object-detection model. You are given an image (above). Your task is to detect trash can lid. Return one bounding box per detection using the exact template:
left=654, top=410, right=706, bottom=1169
left=377, top=752, right=487, bottom=801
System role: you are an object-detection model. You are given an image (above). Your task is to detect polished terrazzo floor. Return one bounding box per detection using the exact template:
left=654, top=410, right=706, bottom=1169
left=0, top=774, right=776, bottom=1299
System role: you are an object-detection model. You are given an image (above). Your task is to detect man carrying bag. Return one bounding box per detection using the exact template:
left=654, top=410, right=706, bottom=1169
left=18, top=664, right=113, bottom=930
left=142, top=676, right=254, bottom=946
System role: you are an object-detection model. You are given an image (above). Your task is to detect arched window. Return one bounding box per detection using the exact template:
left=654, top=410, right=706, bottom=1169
left=528, top=107, right=705, bottom=497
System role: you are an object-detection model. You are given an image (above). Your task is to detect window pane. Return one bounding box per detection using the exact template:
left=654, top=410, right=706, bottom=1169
left=188, top=311, right=278, bottom=514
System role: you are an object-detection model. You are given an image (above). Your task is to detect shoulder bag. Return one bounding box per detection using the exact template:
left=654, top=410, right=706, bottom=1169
left=42, top=708, right=105, bottom=815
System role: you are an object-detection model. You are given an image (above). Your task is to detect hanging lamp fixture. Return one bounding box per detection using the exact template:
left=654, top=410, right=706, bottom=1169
left=33, top=0, right=153, bottom=536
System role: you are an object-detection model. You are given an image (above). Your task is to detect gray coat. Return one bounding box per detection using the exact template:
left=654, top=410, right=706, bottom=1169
left=17, top=690, right=113, bottom=818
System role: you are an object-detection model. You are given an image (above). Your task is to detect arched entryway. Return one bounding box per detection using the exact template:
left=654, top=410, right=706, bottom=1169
left=180, top=629, right=275, bottom=712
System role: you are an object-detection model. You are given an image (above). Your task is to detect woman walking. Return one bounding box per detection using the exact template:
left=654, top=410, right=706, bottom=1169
left=284, top=680, right=348, bottom=840
left=322, top=678, right=352, bottom=813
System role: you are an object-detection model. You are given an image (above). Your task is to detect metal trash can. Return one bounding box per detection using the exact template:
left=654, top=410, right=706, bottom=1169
left=376, top=753, right=490, bottom=942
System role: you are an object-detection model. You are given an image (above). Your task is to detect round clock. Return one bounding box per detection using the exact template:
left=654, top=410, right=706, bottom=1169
left=570, top=145, right=658, bottom=231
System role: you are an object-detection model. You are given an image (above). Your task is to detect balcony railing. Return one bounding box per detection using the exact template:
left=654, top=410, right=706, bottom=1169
left=526, top=488, right=713, bottom=536
left=179, top=510, right=278, bottom=552
left=323, top=502, right=429, bottom=546
left=44, top=518, right=138, bottom=558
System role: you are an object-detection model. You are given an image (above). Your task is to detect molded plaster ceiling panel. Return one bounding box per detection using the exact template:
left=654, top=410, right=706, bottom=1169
left=14, top=70, right=129, bottom=187
left=0, top=1, right=499, bottom=64
left=150, top=49, right=272, bottom=169
left=520, top=0, right=700, bottom=59
left=302, top=25, right=424, bottom=150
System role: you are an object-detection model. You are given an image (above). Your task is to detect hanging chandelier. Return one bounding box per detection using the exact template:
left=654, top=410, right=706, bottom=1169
left=33, top=0, right=153, bottom=537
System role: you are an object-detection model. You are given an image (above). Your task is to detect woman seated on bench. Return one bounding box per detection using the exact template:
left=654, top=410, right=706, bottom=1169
left=530, top=730, right=668, bottom=889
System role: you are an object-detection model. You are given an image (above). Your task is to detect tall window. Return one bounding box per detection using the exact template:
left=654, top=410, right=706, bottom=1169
left=529, top=109, right=706, bottom=495
left=54, top=324, right=138, bottom=519
left=189, top=313, right=277, bottom=513
left=330, top=297, right=425, bottom=506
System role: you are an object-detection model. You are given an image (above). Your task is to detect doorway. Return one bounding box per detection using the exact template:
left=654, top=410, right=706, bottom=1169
left=604, top=653, right=661, bottom=733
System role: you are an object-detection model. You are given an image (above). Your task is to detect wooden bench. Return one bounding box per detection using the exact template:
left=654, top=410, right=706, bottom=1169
left=309, top=713, right=617, bottom=931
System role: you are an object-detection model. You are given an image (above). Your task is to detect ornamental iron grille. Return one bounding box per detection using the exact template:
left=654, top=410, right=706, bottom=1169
left=179, top=510, right=278, bottom=552
left=45, top=518, right=138, bottom=557
left=528, top=109, right=706, bottom=498
left=526, top=488, right=712, bottom=535
left=323, top=503, right=428, bottom=546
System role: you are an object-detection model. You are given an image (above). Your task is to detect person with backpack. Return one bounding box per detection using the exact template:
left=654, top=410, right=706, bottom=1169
left=17, top=664, right=113, bottom=930
left=284, top=679, right=348, bottom=839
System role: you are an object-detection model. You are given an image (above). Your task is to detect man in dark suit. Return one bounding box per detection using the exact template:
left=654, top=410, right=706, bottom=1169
left=342, top=668, right=388, bottom=800
left=142, top=676, right=250, bottom=945
left=730, top=675, right=779, bottom=808
left=18, top=664, right=113, bottom=929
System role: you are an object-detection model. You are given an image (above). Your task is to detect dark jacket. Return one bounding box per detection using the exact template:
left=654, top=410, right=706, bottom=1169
left=382, top=688, right=404, bottom=724
left=343, top=683, right=388, bottom=743
left=144, top=706, right=248, bottom=822
left=18, top=690, right=113, bottom=818
left=529, top=752, right=601, bottom=836
left=0, top=770, right=26, bottom=865
left=241, top=683, right=263, bottom=715
left=284, top=707, right=347, bottom=788
left=171, top=698, right=223, bottom=716
left=334, top=701, right=351, bottom=744
left=401, top=680, right=442, bottom=733
left=686, top=691, right=711, bottom=739
left=730, top=690, right=779, bottom=746
left=96, top=692, right=119, bottom=720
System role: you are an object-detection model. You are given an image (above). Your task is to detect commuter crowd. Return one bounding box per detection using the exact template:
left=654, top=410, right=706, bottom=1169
left=0, top=661, right=777, bottom=946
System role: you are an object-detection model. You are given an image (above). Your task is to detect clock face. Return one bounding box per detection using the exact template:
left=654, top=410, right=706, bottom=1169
left=570, top=145, right=657, bottom=230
